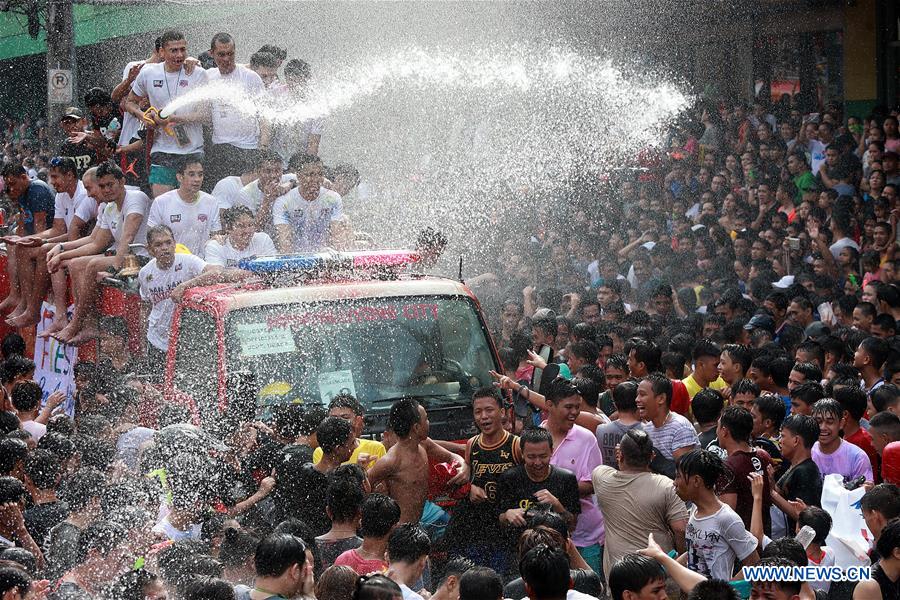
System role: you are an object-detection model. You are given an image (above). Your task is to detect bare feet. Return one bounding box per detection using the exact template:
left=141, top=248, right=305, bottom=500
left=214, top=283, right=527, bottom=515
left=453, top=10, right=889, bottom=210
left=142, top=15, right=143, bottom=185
left=50, top=324, right=78, bottom=343
left=4, top=302, right=26, bottom=323
left=0, top=295, right=19, bottom=313
left=38, top=315, right=69, bottom=337
left=63, top=326, right=99, bottom=347
left=7, top=308, right=40, bottom=329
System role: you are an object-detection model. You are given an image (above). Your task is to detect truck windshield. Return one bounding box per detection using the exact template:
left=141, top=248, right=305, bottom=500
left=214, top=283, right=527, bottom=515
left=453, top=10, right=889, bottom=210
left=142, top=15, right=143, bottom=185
left=224, top=296, right=497, bottom=412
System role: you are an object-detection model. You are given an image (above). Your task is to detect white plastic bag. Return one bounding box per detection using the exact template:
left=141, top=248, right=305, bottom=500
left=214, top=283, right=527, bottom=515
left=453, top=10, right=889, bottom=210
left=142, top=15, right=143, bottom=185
left=820, top=474, right=872, bottom=568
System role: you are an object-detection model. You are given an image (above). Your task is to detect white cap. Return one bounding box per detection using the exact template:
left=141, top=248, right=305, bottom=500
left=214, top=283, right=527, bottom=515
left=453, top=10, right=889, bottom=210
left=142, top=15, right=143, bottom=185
left=772, top=275, right=795, bottom=289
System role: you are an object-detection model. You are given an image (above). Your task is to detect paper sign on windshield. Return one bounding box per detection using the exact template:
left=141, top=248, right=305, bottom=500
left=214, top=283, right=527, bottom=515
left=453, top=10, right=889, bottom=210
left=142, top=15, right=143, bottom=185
left=319, top=370, right=357, bottom=403
left=236, top=323, right=296, bottom=357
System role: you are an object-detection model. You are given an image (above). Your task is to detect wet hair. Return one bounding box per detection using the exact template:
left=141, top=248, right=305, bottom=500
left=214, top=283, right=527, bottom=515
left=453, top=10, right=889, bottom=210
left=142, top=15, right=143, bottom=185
left=0, top=164, right=26, bottom=179
left=692, top=388, right=725, bottom=425
left=545, top=376, right=580, bottom=404
left=605, top=353, right=629, bottom=374
left=159, top=30, right=185, bottom=48
left=532, top=317, right=558, bottom=339
left=458, top=567, right=502, bottom=600
left=472, top=385, right=503, bottom=408
left=811, top=398, right=843, bottom=421
left=49, top=156, right=78, bottom=176
left=77, top=522, right=128, bottom=562
left=519, top=544, right=570, bottom=600
left=0, top=438, right=27, bottom=475
left=316, top=416, right=353, bottom=455
left=0, top=548, right=35, bottom=575
left=628, top=339, right=661, bottom=372
left=288, top=151, right=321, bottom=173
left=209, top=32, right=234, bottom=49
left=146, top=224, right=175, bottom=244
left=876, top=518, right=900, bottom=560
left=96, top=160, right=124, bottom=180
left=0, top=565, right=30, bottom=595
left=0, top=333, right=25, bottom=359
left=24, top=449, right=61, bottom=490
left=60, top=467, right=104, bottom=512
left=11, top=381, right=41, bottom=412
left=527, top=510, right=569, bottom=540
left=1, top=355, right=35, bottom=384
left=180, top=575, right=235, bottom=600
left=660, top=352, right=685, bottom=377
left=861, top=484, right=900, bottom=519
left=860, top=336, right=891, bottom=370
left=438, top=557, right=476, bottom=589
left=761, top=537, right=807, bottom=568
left=751, top=557, right=802, bottom=595
left=870, top=411, right=900, bottom=441
left=388, top=398, right=421, bottom=438
left=569, top=376, right=598, bottom=408
left=749, top=395, right=783, bottom=433
left=0, top=412, right=18, bottom=436
left=685, top=579, right=740, bottom=600
left=608, top=553, right=666, bottom=600
left=254, top=534, right=306, bottom=577
left=612, top=381, right=638, bottom=412
left=789, top=381, right=825, bottom=407
left=619, top=428, right=654, bottom=467
left=719, top=405, right=753, bottom=443
left=693, top=339, right=722, bottom=361
left=796, top=341, right=825, bottom=367
left=676, top=449, right=728, bottom=490
left=387, top=523, right=430, bottom=564
left=519, top=427, right=553, bottom=451
left=569, top=340, right=599, bottom=365
left=353, top=574, right=402, bottom=600
left=316, top=566, right=359, bottom=600
left=329, top=393, right=363, bottom=416
left=644, top=372, right=672, bottom=406
left=792, top=361, right=822, bottom=383
left=284, top=58, right=311, bottom=80
left=798, top=506, right=832, bottom=545
left=0, top=476, right=26, bottom=504
left=326, top=475, right=364, bottom=523
left=359, top=493, right=401, bottom=538
left=218, top=527, right=261, bottom=569
left=834, top=386, right=869, bottom=422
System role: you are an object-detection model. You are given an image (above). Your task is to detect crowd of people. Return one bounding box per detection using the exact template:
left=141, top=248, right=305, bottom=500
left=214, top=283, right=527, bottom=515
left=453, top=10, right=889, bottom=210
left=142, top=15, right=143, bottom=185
left=0, top=23, right=900, bottom=600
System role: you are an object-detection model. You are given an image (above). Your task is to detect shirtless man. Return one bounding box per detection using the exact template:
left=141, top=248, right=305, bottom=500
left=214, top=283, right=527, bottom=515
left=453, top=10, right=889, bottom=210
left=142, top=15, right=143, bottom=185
left=368, top=398, right=468, bottom=524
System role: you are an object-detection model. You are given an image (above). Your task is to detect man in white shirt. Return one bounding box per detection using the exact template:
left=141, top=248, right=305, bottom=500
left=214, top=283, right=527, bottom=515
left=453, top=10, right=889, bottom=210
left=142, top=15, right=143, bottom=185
left=148, top=158, right=220, bottom=257
left=205, top=206, right=276, bottom=267
left=386, top=524, right=431, bottom=600
left=5, top=157, right=88, bottom=329
left=235, top=150, right=295, bottom=234
left=124, top=30, right=208, bottom=198
left=47, top=162, right=149, bottom=346
left=204, top=33, right=270, bottom=189
left=273, top=153, right=343, bottom=253
left=272, top=59, right=324, bottom=167
left=138, top=225, right=218, bottom=372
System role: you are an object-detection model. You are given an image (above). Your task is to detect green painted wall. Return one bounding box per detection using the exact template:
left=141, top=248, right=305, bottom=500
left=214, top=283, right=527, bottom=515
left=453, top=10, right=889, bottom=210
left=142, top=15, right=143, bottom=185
left=0, top=3, right=259, bottom=61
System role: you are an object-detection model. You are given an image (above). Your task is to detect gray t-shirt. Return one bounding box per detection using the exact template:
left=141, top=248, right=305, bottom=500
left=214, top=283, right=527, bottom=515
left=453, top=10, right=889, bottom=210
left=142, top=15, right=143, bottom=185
left=595, top=420, right=643, bottom=469
left=686, top=503, right=758, bottom=580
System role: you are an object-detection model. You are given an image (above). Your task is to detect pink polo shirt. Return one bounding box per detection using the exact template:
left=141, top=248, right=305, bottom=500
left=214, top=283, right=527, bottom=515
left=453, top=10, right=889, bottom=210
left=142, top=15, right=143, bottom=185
left=543, top=422, right=605, bottom=547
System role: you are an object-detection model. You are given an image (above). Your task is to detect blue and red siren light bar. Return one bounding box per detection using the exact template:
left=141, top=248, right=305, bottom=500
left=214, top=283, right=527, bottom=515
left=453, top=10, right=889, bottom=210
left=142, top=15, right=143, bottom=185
left=238, top=249, right=421, bottom=276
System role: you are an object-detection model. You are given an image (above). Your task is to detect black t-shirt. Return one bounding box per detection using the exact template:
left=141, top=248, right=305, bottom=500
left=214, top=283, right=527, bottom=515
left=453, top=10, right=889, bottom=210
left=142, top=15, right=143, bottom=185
left=778, top=458, right=823, bottom=530
left=504, top=569, right=604, bottom=600
left=272, top=460, right=329, bottom=536
left=698, top=428, right=718, bottom=451
left=24, top=500, right=69, bottom=547
left=496, top=465, right=580, bottom=546
left=58, top=140, right=100, bottom=177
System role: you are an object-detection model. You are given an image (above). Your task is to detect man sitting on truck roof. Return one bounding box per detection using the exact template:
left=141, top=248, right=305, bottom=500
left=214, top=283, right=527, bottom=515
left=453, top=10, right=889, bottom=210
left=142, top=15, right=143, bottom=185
left=3, top=157, right=90, bottom=329
left=272, top=153, right=344, bottom=253
left=45, top=161, right=150, bottom=346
